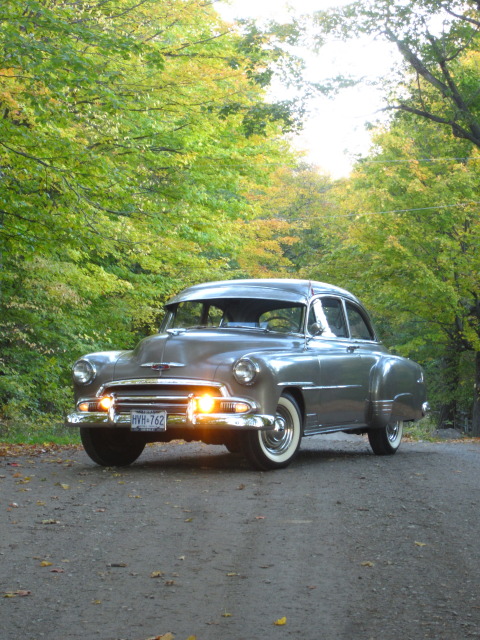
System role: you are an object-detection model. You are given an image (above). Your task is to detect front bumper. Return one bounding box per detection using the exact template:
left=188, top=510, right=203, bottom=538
left=67, top=377, right=277, bottom=432
left=66, top=410, right=276, bottom=430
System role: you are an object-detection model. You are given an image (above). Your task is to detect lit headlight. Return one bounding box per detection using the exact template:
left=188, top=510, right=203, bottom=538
left=72, top=359, right=96, bottom=385
left=233, top=358, right=259, bottom=385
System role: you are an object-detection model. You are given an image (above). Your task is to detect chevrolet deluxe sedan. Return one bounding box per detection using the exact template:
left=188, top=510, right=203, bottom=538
left=67, top=279, right=428, bottom=470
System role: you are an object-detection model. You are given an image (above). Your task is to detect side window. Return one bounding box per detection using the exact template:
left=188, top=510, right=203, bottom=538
left=309, top=298, right=347, bottom=337
left=346, top=303, right=374, bottom=340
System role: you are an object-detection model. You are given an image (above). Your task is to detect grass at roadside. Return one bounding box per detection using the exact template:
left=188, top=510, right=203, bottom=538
left=404, top=418, right=439, bottom=441
left=0, top=417, right=80, bottom=446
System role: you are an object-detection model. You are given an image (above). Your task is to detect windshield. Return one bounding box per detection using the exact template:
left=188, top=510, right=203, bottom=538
left=160, top=299, right=305, bottom=334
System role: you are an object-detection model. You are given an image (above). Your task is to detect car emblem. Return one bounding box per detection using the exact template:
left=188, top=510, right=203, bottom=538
left=151, top=363, right=171, bottom=371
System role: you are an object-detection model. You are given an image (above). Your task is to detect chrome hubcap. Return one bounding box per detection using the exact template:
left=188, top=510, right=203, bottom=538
left=262, top=408, right=293, bottom=456
left=386, top=421, right=402, bottom=444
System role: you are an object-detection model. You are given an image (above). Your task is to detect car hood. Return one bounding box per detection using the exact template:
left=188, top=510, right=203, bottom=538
left=113, top=328, right=303, bottom=381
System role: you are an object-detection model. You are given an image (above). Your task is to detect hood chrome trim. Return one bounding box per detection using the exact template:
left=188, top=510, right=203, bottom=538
left=140, top=362, right=185, bottom=370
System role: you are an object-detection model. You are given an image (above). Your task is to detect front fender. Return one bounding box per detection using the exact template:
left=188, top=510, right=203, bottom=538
left=215, top=351, right=315, bottom=417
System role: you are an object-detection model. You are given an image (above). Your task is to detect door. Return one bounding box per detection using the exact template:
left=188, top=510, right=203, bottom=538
left=306, top=297, right=373, bottom=428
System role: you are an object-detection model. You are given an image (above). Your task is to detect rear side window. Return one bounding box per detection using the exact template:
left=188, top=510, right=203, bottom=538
left=346, top=303, right=374, bottom=340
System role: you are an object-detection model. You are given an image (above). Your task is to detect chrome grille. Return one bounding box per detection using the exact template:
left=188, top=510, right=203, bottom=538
left=100, top=380, right=224, bottom=416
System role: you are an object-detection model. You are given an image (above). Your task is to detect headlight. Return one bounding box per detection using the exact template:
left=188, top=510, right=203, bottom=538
left=72, top=359, right=96, bottom=385
left=233, top=358, right=259, bottom=385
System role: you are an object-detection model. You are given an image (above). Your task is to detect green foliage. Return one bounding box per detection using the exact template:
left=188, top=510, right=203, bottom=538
left=295, top=110, right=480, bottom=429
left=284, top=0, right=480, bottom=432
left=0, top=0, right=302, bottom=429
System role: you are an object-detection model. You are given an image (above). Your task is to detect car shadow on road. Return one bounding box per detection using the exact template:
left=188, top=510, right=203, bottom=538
left=76, top=438, right=386, bottom=474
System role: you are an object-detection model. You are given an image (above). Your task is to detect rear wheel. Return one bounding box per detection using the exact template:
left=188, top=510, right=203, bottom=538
left=80, top=427, right=146, bottom=466
left=368, top=420, right=403, bottom=455
left=243, top=394, right=302, bottom=470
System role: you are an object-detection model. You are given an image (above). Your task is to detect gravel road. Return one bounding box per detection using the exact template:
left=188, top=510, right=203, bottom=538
left=1, top=435, right=479, bottom=640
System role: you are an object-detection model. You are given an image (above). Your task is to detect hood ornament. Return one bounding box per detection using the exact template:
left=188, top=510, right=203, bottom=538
left=140, top=362, right=185, bottom=371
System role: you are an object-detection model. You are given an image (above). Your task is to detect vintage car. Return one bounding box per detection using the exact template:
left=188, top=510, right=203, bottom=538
left=67, top=279, right=428, bottom=470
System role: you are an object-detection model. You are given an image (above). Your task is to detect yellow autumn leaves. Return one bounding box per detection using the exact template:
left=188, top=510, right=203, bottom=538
left=141, top=619, right=287, bottom=640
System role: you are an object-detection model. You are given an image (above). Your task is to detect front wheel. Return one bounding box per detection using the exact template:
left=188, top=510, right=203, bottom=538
left=80, top=427, right=146, bottom=466
left=243, top=394, right=302, bottom=470
left=367, top=420, right=403, bottom=456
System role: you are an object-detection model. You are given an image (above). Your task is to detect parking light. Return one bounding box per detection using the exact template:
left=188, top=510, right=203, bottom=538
left=197, top=394, right=215, bottom=413
left=99, top=396, right=114, bottom=411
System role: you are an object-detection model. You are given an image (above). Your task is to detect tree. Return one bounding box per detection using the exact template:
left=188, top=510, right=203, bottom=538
left=306, top=0, right=480, bottom=433
left=0, top=0, right=303, bottom=425
left=231, top=162, right=335, bottom=277
left=304, top=116, right=480, bottom=433
left=313, top=0, right=480, bottom=147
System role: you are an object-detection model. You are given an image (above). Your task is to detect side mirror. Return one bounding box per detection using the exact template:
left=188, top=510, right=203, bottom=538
left=309, top=322, right=324, bottom=337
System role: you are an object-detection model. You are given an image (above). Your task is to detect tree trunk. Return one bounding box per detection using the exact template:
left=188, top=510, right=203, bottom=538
left=437, top=400, right=457, bottom=429
left=471, top=351, right=480, bottom=436
left=436, top=350, right=460, bottom=429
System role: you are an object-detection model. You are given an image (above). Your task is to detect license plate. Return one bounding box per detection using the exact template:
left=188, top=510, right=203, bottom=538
left=131, top=410, right=167, bottom=432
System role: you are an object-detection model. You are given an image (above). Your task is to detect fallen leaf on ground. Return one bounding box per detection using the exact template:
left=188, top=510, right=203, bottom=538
left=0, top=443, right=79, bottom=458
left=40, top=561, right=53, bottom=567
left=150, top=571, right=164, bottom=578
left=361, top=561, right=375, bottom=567
left=4, top=590, right=31, bottom=598
left=274, top=616, right=287, bottom=626
left=415, top=541, right=427, bottom=547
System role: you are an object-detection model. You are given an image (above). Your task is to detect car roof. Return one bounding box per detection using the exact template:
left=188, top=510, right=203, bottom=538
left=166, top=279, right=360, bottom=306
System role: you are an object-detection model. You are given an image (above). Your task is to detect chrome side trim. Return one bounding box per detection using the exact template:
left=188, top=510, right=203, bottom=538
left=300, top=384, right=363, bottom=390
left=371, top=399, right=394, bottom=420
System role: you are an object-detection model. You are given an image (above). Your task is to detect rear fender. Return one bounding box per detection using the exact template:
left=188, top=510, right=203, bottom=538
left=367, top=357, right=426, bottom=428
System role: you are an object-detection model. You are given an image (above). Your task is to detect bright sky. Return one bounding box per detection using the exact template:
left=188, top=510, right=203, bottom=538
left=218, top=0, right=399, bottom=178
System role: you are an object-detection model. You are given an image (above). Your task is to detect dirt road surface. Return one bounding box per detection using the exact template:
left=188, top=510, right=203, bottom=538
left=1, top=435, right=479, bottom=640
